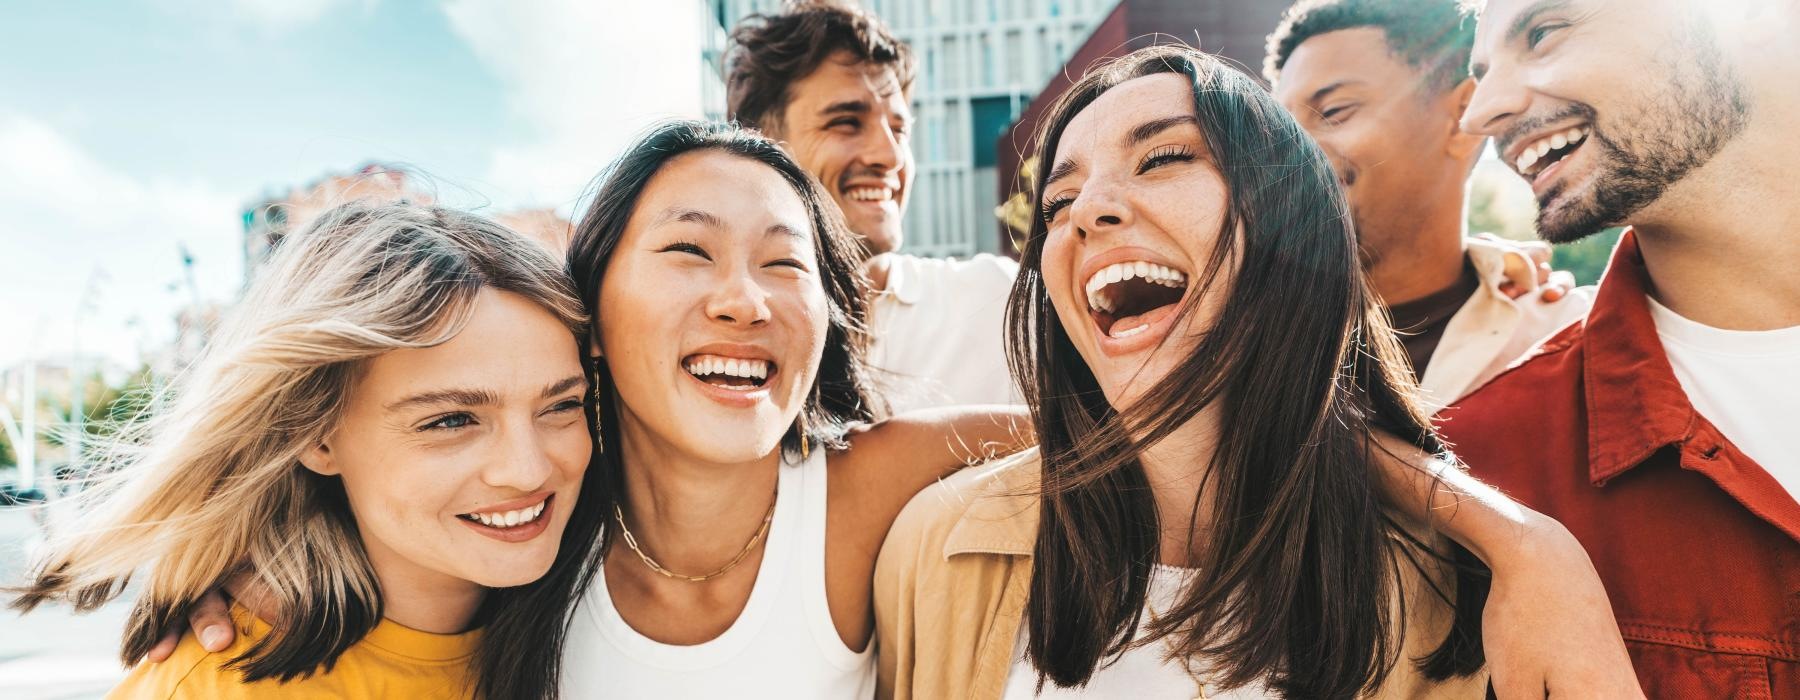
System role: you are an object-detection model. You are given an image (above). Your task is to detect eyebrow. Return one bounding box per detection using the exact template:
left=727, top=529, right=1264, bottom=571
left=820, top=99, right=870, bottom=117
left=1044, top=114, right=1201, bottom=190
left=658, top=207, right=724, bottom=229
left=1124, top=115, right=1199, bottom=148
left=1473, top=0, right=1570, bottom=79
left=1309, top=80, right=1359, bottom=105
left=386, top=374, right=587, bottom=412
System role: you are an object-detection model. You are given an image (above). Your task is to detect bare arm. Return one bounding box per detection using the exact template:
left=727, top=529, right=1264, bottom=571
left=1371, top=433, right=1643, bottom=698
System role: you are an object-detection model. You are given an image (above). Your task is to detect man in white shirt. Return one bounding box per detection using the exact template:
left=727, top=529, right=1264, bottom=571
left=724, top=4, right=1020, bottom=413
left=1268, top=0, right=1592, bottom=412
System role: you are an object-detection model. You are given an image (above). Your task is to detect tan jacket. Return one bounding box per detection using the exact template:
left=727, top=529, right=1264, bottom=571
left=874, top=451, right=1489, bottom=699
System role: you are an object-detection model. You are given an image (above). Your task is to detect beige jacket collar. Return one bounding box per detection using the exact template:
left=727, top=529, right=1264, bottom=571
left=942, top=454, right=1041, bottom=559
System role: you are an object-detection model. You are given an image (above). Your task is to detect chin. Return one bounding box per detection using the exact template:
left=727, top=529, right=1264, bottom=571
left=464, top=551, right=558, bottom=588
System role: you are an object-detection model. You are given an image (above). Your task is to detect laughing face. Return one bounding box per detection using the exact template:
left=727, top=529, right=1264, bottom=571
left=774, top=51, right=913, bottom=255
left=303, top=288, right=590, bottom=591
left=596, top=150, right=828, bottom=465
left=1463, top=0, right=1751, bottom=243
left=1037, top=73, right=1232, bottom=410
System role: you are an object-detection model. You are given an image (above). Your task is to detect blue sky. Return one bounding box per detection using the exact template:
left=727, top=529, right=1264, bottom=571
left=0, top=0, right=705, bottom=369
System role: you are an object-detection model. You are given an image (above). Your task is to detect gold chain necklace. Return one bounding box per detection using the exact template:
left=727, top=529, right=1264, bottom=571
left=1145, top=578, right=1213, bottom=700
left=611, top=486, right=777, bottom=583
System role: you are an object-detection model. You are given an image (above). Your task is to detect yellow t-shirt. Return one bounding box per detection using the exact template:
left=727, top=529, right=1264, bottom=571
left=108, top=604, right=481, bottom=699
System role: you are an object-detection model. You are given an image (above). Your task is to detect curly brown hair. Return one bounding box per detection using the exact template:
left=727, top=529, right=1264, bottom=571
left=725, top=1, right=916, bottom=133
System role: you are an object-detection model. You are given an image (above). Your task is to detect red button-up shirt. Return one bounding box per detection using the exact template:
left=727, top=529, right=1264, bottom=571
left=1437, top=230, right=1800, bottom=698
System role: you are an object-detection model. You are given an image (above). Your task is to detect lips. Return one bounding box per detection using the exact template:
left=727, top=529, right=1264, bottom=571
left=457, top=493, right=556, bottom=543
left=1072, top=249, right=1193, bottom=357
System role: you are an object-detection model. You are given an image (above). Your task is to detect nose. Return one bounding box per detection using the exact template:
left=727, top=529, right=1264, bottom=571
left=1461, top=64, right=1530, bottom=137
left=482, top=420, right=556, bottom=492
left=704, top=267, right=773, bottom=327
left=1068, top=178, right=1132, bottom=240
left=858, top=119, right=905, bottom=173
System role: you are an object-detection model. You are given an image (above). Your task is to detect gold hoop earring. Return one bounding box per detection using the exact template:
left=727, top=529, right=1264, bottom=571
left=800, top=433, right=810, bottom=460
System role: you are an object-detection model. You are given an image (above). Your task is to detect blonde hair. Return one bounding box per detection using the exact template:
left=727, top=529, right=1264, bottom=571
left=12, top=202, right=587, bottom=682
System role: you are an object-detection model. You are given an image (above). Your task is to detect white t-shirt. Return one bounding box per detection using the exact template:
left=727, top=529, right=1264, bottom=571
left=1647, top=296, right=1800, bottom=499
left=868, top=253, right=1023, bottom=413
left=1001, top=565, right=1271, bottom=699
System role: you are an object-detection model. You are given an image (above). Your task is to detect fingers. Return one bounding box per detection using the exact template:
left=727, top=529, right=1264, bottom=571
left=1533, top=260, right=1553, bottom=287
left=189, top=588, right=236, bottom=652
left=143, top=629, right=181, bottom=664
left=1540, top=270, right=1576, bottom=303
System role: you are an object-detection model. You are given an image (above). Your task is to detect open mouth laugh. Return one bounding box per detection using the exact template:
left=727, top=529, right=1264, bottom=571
left=1084, top=260, right=1190, bottom=342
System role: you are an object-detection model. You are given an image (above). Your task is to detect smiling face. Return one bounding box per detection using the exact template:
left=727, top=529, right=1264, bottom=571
left=596, top=149, right=828, bottom=465
left=1037, top=73, right=1234, bottom=410
left=1275, top=27, right=1479, bottom=262
left=1463, top=0, right=1751, bottom=242
left=304, top=288, right=590, bottom=591
left=774, top=52, right=914, bottom=255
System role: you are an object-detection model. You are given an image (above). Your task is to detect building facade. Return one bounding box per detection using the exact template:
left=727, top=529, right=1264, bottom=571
left=705, top=0, right=1116, bottom=257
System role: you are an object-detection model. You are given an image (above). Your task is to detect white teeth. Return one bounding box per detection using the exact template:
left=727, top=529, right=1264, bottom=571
left=467, top=501, right=548, bottom=529
left=1111, top=323, right=1150, bottom=339
left=847, top=187, right=893, bottom=202
left=1517, top=126, right=1590, bottom=177
left=684, top=355, right=772, bottom=381
left=1082, top=261, right=1188, bottom=313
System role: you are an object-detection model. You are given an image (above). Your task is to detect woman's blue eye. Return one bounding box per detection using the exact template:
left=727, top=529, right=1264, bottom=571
left=550, top=399, right=584, bottom=413
left=422, top=413, right=474, bottom=431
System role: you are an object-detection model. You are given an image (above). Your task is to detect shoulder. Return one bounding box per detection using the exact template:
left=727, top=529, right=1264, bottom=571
left=878, top=449, right=1040, bottom=575
left=895, top=253, right=1017, bottom=288
left=1444, top=318, right=1587, bottom=419
left=108, top=633, right=255, bottom=700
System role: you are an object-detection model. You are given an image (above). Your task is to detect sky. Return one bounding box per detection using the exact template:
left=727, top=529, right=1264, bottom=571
left=0, top=0, right=707, bottom=370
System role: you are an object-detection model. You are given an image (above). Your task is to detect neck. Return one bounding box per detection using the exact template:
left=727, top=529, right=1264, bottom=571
left=1631, top=125, right=1800, bottom=331
left=613, top=411, right=781, bottom=575
left=360, top=539, right=485, bottom=635
left=1365, top=204, right=1468, bottom=307
left=1136, top=405, right=1226, bottom=568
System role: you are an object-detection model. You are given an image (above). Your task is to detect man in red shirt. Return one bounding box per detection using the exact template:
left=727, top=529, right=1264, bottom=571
left=1443, top=0, right=1800, bottom=695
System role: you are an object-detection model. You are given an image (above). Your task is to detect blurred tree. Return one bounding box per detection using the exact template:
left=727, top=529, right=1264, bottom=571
left=0, top=426, right=14, bottom=467
left=1551, top=228, right=1624, bottom=287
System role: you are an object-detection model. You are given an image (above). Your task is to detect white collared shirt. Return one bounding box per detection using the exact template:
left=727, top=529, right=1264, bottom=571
left=1417, top=237, right=1596, bottom=413
left=867, top=252, right=1023, bottom=413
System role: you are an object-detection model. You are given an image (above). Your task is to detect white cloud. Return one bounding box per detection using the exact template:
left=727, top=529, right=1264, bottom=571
left=0, top=115, right=243, bottom=369
left=442, top=0, right=707, bottom=212
left=226, top=0, right=366, bottom=29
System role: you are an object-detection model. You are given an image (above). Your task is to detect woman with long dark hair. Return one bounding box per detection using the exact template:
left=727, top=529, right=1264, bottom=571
left=548, top=119, right=1028, bottom=696
left=875, top=45, right=1633, bottom=699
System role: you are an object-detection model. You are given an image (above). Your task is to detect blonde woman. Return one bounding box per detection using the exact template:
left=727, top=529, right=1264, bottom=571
left=12, top=203, right=597, bottom=699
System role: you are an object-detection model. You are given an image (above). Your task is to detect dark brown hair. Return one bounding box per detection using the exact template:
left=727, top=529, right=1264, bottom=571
left=725, top=1, right=916, bottom=133
left=530, top=123, right=881, bottom=691
left=1008, top=45, right=1484, bottom=697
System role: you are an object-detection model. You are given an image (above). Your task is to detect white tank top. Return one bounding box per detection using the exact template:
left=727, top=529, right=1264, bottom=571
left=561, top=450, right=875, bottom=698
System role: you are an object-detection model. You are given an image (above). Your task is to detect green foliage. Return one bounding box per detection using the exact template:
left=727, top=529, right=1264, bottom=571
left=1552, top=228, right=1624, bottom=287
left=0, top=428, right=13, bottom=467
